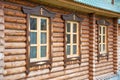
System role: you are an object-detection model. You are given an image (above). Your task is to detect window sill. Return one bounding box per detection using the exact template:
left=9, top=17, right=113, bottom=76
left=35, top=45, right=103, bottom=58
left=97, top=53, right=109, bottom=62
left=30, top=59, right=51, bottom=67
left=66, top=56, right=81, bottom=61
left=64, top=56, right=81, bottom=67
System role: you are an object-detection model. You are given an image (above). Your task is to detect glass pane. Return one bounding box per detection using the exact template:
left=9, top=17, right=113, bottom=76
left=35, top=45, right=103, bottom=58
left=41, top=32, right=46, bottom=44
left=99, top=44, right=101, bottom=52
left=40, top=46, right=47, bottom=57
left=67, top=34, right=70, bottom=44
left=73, top=23, right=77, bottom=33
left=67, top=23, right=70, bottom=32
left=30, top=18, right=37, bottom=30
left=99, top=36, right=101, bottom=43
left=73, top=34, right=77, bottom=43
left=66, top=45, right=70, bottom=55
left=99, top=26, right=101, bottom=34
left=103, top=44, right=105, bottom=51
left=30, top=32, right=37, bottom=44
left=103, top=36, right=105, bottom=43
left=30, top=46, right=37, bottom=58
left=103, top=27, right=105, bottom=34
left=73, top=45, right=77, bottom=54
left=41, top=19, right=47, bottom=30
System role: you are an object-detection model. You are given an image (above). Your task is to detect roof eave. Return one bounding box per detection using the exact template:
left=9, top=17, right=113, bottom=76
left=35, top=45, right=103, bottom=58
left=28, top=0, right=120, bottom=18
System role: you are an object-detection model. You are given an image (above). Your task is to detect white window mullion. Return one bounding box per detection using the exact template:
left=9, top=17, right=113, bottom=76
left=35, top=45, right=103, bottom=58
left=71, top=23, right=73, bottom=56
left=38, top=17, right=40, bottom=59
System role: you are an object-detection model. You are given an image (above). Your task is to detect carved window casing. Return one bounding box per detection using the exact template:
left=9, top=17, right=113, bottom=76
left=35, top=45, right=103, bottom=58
left=62, top=14, right=83, bottom=67
left=22, top=6, right=56, bottom=73
left=97, top=19, right=110, bottom=62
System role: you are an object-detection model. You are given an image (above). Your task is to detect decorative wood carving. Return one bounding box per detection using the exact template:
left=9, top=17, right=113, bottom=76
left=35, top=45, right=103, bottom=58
left=22, top=6, right=56, bottom=18
left=96, top=19, right=110, bottom=26
left=62, top=13, right=83, bottom=22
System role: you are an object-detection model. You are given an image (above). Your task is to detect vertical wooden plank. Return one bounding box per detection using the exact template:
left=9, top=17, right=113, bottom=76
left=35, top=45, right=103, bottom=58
left=26, top=14, right=30, bottom=75
left=64, top=21, right=67, bottom=68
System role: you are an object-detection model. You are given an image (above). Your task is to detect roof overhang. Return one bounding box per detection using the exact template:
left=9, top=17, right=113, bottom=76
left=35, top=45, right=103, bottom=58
left=27, top=0, right=120, bottom=18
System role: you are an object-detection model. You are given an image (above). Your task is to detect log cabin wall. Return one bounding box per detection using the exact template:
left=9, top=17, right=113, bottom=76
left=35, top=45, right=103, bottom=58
left=93, top=16, right=117, bottom=79
left=2, top=0, right=118, bottom=80
left=3, top=1, right=90, bottom=80
left=0, top=2, right=4, bottom=80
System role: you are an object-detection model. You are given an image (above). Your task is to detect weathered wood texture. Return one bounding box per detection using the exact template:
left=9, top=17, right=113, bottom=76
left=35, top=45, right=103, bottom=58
left=3, top=1, right=118, bottom=80
left=0, top=2, right=4, bottom=80
left=3, top=1, right=89, bottom=80
left=93, top=17, right=115, bottom=79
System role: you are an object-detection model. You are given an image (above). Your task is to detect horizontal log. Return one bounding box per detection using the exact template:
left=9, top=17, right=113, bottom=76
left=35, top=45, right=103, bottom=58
left=95, top=65, right=113, bottom=72
left=4, top=3, right=21, bottom=11
left=5, top=22, right=26, bottom=30
left=53, top=17, right=64, bottom=23
left=4, top=9, right=26, bottom=17
left=4, top=49, right=26, bottom=55
left=66, top=66, right=88, bottom=74
left=4, top=67, right=26, bottom=75
left=5, top=61, right=26, bottom=68
left=52, top=57, right=64, bottom=62
left=30, top=64, right=50, bottom=71
left=53, top=27, right=64, bottom=33
left=52, top=62, right=64, bottom=67
left=53, top=43, right=64, bottom=47
left=68, top=75, right=89, bottom=80
left=51, top=66, right=64, bottom=72
left=82, top=30, right=89, bottom=34
left=5, top=42, right=26, bottom=49
left=52, top=47, right=64, bottom=52
left=52, top=52, right=64, bottom=57
left=53, top=23, right=64, bottom=28
left=5, top=29, right=26, bottom=36
left=4, top=73, right=26, bottom=80
left=28, top=69, right=49, bottom=77
left=5, top=16, right=26, bottom=24
left=95, top=68, right=113, bottom=76
left=5, top=36, right=26, bottom=42
left=4, top=55, right=26, bottom=62
left=65, top=71, right=88, bottom=80
left=81, top=34, right=89, bottom=38
left=53, top=33, right=64, bottom=37
left=52, top=38, right=64, bottom=42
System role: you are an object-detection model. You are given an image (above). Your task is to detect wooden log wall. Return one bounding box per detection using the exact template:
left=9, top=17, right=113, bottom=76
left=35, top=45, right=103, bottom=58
left=3, top=1, right=90, bottom=80
left=94, top=17, right=116, bottom=79
left=0, top=2, right=4, bottom=80
left=2, top=0, right=119, bottom=80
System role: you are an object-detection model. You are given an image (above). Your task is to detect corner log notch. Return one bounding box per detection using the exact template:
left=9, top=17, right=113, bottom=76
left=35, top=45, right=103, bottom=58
left=22, top=6, right=56, bottom=74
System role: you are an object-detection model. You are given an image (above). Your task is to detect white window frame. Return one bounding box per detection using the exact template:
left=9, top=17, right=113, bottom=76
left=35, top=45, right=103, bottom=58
left=30, top=16, right=49, bottom=62
left=66, top=21, right=79, bottom=58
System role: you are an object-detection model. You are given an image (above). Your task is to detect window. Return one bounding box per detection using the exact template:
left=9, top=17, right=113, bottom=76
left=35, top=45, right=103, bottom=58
left=98, top=25, right=107, bottom=54
left=66, top=21, right=79, bottom=58
left=30, top=16, right=49, bottom=62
